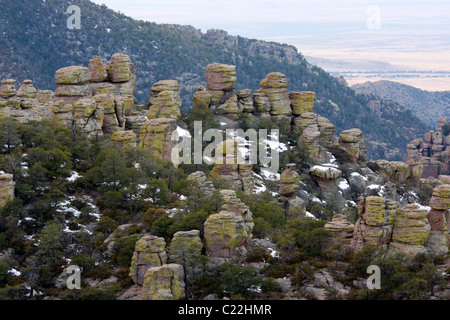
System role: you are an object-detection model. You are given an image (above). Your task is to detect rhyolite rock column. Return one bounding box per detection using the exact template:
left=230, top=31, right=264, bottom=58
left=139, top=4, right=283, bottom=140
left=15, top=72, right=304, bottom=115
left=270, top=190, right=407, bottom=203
left=323, top=214, right=355, bottom=252
left=142, top=264, right=186, bottom=300
left=129, top=235, right=167, bottom=285
left=204, top=190, right=254, bottom=260
left=205, top=63, right=238, bottom=115
left=146, top=80, right=181, bottom=120
left=425, top=184, right=450, bottom=255
left=339, top=128, right=367, bottom=163
left=351, top=196, right=398, bottom=252
left=139, top=118, right=178, bottom=162
left=260, top=72, right=291, bottom=117
left=289, top=91, right=315, bottom=116
left=388, top=204, right=431, bottom=257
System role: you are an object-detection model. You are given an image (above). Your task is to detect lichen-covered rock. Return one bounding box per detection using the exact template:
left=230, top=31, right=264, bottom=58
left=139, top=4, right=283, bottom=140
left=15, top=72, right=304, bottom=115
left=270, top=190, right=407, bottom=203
left=130, top=235, right=167, bottom=285
left=169, top=230, right=203, bottom=278
left=50, top=100, right=74, bottom=127
left=339, top=128, right=367, bottom=163
left=107, top=53, right=136, bottom=83
left=351, top=197, right=398, bottom=251
left=323, top=214, right=355, bottom=251
left=55, top=66, right=90, bottom=85
left=88, top=57, right=108, bottom=83
left=112, top=130, right=137, bottom=150
left=309, top=165, right=342, bottom=194
left=92, top=94, right=119, bottom=134
left=0, top=79, right=17, bottom=98
left=0, top=174, right=15, bottom=209
left=279, top=164, right=300, bottom=197
left=290, top=91, right=315, bottom=115
left=193, top=90, right=212, bottom=109
left=260, top=72, right=291, bottom=116
left=16, top=80, right=37, bottom=98
left=36, top=90, right=55, bottom=104
left=253, top=89, right=271, bottom=114
left=147, top=90, right=182, bottom=120
left=73, top=98, right=104, bottom=137
left=391, top=204, right=431, bottom=246
left=214, top=93, right=239, bottom=114
left=237, top=89, right=254, bottom=113
left=205, top=63, right=237, bottom=91
left=142, top=264, right=186, bottom=300
left=55, top=84, right=92, bottom=97
left=204, top=190, right=253, bottom=260
left=139, top=118, right=177, bottom=162
left=429, top=184, right=450, bottom=211
left=390, top=161, right=411, bottom=184
left=187, top=171, right=208, bottom=185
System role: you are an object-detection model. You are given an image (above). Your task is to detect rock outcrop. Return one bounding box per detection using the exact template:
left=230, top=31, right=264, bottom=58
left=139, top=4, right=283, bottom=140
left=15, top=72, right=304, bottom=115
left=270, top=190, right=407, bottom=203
left=323, top=214, right=355, bottom=251
left=339, top=129, right=367, bottom=163
left=388, top=204, right=431, bottom=257
left=406, top=117, right=450, bottom=178
left=204, top=190, right=254, bottom=260
left=425, top=184, right=450, bottom=255
left=146, top=80, right=181, bottom=120
left=129, top=235, right=167, bottom=285
left=278, top=164, right=306, bottom=220
left=351, top=196, right=398, bottom=251
left=142, top=264, right=186, bottom=300
left=309, top=165, right=342, bottom=194
left=139, top=118, right=177, bottom=162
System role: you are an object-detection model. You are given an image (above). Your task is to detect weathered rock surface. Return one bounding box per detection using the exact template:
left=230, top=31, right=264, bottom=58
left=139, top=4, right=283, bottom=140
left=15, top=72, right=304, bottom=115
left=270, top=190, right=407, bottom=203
left=55, top=66, right=90, bottom=85
left=146, top=80, right=181, bottom=120
left=351, top=196, right=398, bottom=251
left=142, top=264, right=186, bottom=300
left=204, top=190, right=254, bottom=260
left=339, top=128, right=367, bottom=163
left=425, top=184, right=450, bottom=255
left=290, top=91, right=315, bottom=116
left=206, top=63, right=237, bottom=91
left=139, top=118, right=177, bottom=162
left=323, top=214, right=355, bottom=251
left=129, top=235, right=167, bottom=285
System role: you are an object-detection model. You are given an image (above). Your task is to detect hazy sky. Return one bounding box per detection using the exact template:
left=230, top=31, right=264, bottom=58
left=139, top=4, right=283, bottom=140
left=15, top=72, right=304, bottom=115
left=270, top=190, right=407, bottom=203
left=90, top=0, right=450, bottom=71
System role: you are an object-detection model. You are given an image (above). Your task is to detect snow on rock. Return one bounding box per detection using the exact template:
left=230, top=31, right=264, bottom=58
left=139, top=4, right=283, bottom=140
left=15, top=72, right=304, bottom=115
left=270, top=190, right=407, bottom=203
left=67, top=171, right=82, bottom=182
left=268, top=248, right=280, bottom=258
left=306, top=211, right=318, bottom=220
left=338, top=179, right=350, bottom=190
left=7, top=269, right=21, bottom=276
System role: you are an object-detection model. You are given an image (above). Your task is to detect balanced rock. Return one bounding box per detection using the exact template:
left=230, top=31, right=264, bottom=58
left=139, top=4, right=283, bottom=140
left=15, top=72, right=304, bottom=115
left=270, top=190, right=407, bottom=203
left=169, top=230, right=203, bottom=279
left=309, top=165, right=342, bottom=194
left=0, top=79, right=17, bottom=98
left=129, top=235, right=167, bottom=285
left=339, top=128, right=367, bottom=163
left=204, top=190, right=254, bottom=260
left=425, top=184, right=450, bottom=255
left=16, top=80, right=37, bottom=98
left=142, top=264, right=186, bottom=300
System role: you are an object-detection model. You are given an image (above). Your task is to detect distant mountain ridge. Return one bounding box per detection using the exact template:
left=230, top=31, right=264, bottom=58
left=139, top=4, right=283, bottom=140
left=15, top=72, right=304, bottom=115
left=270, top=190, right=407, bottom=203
left=0, top=0, right=430, bottom=160
left=352, top=80, right=450, bottom=126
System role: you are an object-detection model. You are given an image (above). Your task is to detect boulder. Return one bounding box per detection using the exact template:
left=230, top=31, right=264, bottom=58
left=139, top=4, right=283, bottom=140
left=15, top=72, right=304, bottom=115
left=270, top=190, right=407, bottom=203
left=142, top=264, right=186, bottom=300
left=129, top=235, right=167, bottom=285
left=55, top=66, right=90, bottom=85
left=391, top=204, right=431, bottom=246
left=111, top=130, right=137, bottom=150
left=169, top=230, right=203, bottom=279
